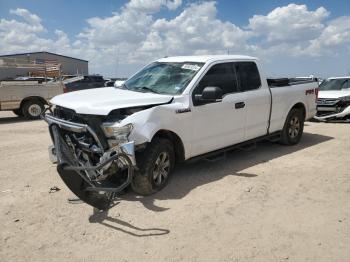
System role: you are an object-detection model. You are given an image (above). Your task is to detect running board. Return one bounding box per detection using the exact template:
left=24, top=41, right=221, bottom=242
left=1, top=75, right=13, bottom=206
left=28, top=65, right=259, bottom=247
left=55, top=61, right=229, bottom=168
left=203, top=152, right=227, bottom=162
left=237, top=142, right=257, bottom=151
left=187, top=131, right=281, bottom=163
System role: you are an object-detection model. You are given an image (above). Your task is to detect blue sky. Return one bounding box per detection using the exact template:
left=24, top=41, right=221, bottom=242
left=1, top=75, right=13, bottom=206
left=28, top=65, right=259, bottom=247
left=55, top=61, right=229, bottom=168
left=1, top=0, right=350, bottom=38
left=1, top=0, right=350, bottom=77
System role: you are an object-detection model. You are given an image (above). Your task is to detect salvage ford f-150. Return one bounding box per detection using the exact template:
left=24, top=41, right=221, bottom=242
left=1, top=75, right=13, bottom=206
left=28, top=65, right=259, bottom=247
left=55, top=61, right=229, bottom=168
left=314, top=77, right=350, bottom=121
left=43, top=55, right=318, bottom=210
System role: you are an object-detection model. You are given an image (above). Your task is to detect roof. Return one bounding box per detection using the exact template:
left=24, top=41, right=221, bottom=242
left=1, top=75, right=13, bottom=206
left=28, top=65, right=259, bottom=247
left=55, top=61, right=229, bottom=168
left=0, top=51, right=88, bottom=62
left=157, top=55, right=257, bottom=63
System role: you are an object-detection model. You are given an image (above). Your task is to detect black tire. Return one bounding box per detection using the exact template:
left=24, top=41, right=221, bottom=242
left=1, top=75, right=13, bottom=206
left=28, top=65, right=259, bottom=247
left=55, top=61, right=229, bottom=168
left=131, top=138, right=175, bottom=195
left=22, top=100, right=44, bottom=120
left=280, top=108, right=305, bottom=145
left=12, top=109, right=23, bottom=117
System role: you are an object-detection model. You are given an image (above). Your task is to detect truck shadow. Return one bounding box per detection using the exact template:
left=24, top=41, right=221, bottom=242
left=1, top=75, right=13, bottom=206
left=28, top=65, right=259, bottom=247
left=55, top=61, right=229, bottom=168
left=89, top=208, right=170, bottom=237
left=0, top=116, right=40, bottom=124
left=121, top=132, right=333, bottom=212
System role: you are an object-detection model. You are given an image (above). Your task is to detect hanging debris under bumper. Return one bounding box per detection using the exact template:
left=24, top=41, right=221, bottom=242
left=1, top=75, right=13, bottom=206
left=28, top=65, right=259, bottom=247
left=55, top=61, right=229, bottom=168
left=44, top=114, right=136, bottom=210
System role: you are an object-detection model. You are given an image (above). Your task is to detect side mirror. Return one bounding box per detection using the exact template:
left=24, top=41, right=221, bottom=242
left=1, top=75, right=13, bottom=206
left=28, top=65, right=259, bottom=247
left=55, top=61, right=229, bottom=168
left=195, top=86, right=223, bottom=104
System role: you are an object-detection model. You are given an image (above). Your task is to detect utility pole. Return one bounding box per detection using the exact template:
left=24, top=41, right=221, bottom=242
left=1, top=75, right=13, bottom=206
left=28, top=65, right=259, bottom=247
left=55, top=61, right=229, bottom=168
left=115, top=46, right=119, bottom=78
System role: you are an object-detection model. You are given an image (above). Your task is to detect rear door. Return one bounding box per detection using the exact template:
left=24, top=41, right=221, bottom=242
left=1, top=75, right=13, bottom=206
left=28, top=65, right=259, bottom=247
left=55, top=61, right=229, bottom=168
left=235, top=62, right=270, bottom=140
left=190, top=62, right=247, bottom=156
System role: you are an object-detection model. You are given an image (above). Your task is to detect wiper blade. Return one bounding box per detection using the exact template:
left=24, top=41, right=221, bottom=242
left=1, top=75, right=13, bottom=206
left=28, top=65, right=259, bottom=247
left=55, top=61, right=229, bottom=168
left=137, top=86, right=160, bottom=94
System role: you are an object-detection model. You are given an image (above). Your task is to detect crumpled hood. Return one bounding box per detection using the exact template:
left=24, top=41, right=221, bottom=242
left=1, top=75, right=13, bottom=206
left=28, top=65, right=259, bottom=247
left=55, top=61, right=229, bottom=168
left=318, top=90, right=350, bottom=99
left=50, top=87, right=173, bottom=115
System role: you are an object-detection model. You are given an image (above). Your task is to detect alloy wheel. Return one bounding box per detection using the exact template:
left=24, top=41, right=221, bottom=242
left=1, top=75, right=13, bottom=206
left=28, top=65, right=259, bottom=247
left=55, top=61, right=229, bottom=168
left=288, top=116, right=300, bottom=138
left=153, top=151, right=170, bottom=186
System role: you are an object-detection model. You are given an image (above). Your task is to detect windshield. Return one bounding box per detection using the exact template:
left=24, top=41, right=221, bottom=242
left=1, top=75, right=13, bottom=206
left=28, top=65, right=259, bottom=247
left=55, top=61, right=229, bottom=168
left=123, top=62, right=204, bottom=95
left=319, top=79, right=350, bottom=91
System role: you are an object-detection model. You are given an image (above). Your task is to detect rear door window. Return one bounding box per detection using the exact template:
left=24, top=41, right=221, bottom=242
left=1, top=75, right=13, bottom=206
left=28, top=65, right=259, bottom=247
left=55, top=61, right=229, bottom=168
left=341, top=79, right=350, bottom=89
left=235, top=62, right=261, bottom=91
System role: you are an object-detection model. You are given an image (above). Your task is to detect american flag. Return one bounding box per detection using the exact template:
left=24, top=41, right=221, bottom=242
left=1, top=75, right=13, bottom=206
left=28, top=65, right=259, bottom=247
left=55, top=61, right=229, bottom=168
left=35, top=59, right=60, bottom=71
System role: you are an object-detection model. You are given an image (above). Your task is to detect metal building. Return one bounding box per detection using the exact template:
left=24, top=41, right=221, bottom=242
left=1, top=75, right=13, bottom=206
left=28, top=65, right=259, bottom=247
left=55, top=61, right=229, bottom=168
left=0, top=51, right=88, bottom=80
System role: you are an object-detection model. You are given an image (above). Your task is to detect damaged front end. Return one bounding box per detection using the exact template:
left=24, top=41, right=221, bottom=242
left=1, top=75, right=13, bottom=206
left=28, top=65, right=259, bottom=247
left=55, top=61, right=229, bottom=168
left=314, top=97, right=350, bottom=121
left=43, top=107, right=136, bottom=210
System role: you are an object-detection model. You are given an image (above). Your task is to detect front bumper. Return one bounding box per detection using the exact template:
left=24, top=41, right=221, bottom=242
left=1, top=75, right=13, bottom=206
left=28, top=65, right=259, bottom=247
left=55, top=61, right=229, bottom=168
left=43, top=113, right=136, bottom=210
left=314, top=104, right=350, bottom=121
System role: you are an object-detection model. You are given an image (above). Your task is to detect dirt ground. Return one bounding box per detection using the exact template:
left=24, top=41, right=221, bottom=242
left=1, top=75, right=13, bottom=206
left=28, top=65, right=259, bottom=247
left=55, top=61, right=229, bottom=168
left=0, top=111, right=349, bottom=262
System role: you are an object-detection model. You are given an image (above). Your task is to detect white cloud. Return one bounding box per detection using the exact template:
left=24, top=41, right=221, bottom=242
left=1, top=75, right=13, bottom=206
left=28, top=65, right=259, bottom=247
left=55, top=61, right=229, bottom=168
left=137, top=1, right=253, bottom=61
left=9, top=8, right=43, bottom=32
left=127, top=0, right=182, bottom=13
left=1, top=2, right=350, bottom=77
left=0, top=9, right=72, bottom=54
left=306, top=16, right=350, bottom=56
left=249, top=4, right=329, bottom=43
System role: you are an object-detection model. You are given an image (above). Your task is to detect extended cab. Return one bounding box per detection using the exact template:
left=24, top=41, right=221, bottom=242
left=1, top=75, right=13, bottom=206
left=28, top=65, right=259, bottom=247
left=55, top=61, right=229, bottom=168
left=43, top=55, right=318, bottom=209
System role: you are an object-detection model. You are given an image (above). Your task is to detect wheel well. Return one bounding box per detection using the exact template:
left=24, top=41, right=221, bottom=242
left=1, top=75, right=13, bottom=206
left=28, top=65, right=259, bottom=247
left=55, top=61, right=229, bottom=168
left=20, top=96, right=47, bottom=109
left=152, top=130, right=185, bottom=163
left=291, top=102, right=306, bottom=119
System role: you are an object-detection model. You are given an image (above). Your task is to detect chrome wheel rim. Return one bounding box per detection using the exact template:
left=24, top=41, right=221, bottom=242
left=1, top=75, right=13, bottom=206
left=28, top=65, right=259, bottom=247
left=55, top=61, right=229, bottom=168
left=288, top=116, right=300, bottom=138
left=28, top=104, right=42, bottom=117
left=153, top=152, right=170, bottom=186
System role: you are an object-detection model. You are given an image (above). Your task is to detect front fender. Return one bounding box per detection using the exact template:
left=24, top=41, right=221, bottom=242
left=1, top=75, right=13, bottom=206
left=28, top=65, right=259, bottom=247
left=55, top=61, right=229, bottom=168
left=124, top=103, right=192, bottom=158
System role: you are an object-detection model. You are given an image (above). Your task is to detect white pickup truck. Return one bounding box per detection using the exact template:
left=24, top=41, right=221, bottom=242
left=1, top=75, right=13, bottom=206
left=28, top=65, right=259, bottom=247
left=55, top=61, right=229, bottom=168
left=43, top=55, right=318, bottom=210
left=0, top=80, right=63, bottom=119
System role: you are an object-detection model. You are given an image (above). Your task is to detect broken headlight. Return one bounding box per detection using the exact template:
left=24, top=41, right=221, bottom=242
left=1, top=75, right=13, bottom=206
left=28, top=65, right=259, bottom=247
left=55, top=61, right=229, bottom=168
left=340, top=95, right=350, bottom=102
left=101, top=123, right=133, bottom=145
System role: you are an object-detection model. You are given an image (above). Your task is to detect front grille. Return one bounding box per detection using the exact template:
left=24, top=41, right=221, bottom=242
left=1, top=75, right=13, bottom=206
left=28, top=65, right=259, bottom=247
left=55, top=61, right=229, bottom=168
left=317, top=97, right=350, bottom=114
left=54, top=106, right=86, bottom=124
left=317, top=98, right=339, bottom=106
left=51, top=106, right=108, bottom=150
left=51, top=125, right=79, bottom=166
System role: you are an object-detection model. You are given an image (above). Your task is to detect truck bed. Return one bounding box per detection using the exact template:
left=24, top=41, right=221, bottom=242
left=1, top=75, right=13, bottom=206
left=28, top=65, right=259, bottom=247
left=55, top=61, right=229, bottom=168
left=267, top=78, right=318, bottom=87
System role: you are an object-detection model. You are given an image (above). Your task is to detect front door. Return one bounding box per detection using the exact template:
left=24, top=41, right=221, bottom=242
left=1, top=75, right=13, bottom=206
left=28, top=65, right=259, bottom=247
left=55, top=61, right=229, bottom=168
left=190, top=62, right=247, bottom=157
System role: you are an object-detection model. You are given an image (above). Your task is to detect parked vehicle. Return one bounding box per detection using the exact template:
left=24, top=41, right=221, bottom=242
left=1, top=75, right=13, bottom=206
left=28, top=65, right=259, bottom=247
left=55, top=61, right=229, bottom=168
left=61, top=75, right=79, bottom=80
left=314, top=77, right=350, bottom=121
left=104, top=78, right=127, bottom=87
left=64, top=75, right=106, bottom=92
left=114, top=78, right=127, bottom=87
left=43, top=55, right=318, bottom=210
left=0, top=80, right=63, bottom=119
left=104, top=79, right=116, bottom=87
left=14, top=76, right=54, bottom=83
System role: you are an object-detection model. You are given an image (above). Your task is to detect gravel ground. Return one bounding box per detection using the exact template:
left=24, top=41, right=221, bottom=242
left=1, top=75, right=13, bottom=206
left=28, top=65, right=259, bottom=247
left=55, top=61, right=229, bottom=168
left=0, top=111, right=349, bottom=262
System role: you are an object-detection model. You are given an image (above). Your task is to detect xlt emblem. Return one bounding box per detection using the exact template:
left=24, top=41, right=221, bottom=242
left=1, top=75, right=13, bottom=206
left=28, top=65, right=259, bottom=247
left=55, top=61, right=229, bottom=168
left=176, top=108, right=191, bottom=114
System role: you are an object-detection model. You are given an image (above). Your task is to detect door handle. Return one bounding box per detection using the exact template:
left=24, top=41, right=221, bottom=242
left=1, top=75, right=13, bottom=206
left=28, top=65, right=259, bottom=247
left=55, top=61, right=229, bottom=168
left=235, top=102, right=245, bottom=109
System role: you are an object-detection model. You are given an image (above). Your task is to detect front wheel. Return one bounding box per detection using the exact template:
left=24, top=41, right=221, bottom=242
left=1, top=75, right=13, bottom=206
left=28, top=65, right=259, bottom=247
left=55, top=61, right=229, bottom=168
left=280, top=108, right=304, bottom=145
left=131, top=138, right=175, bottom=195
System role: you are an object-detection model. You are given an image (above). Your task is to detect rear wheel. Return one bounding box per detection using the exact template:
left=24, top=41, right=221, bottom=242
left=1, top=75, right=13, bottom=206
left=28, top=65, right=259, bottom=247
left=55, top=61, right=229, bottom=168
left=280, top=108, right=304, bottom=145
left=131, top=138, right=175, bottom=195
left=22, top=100, right=44, bottom=120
